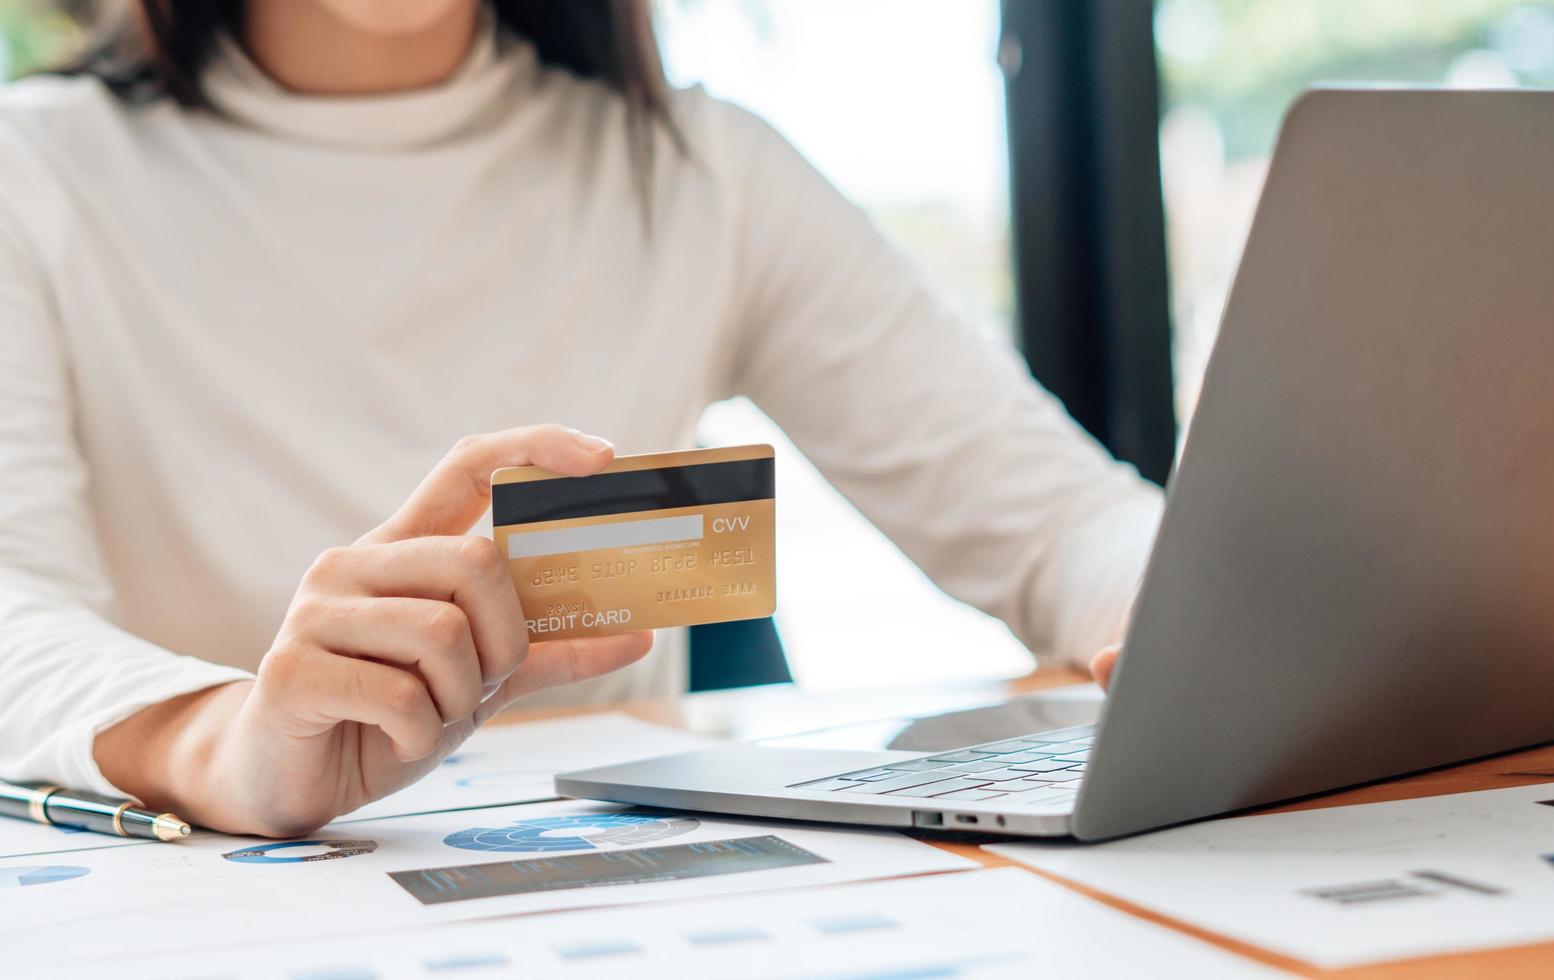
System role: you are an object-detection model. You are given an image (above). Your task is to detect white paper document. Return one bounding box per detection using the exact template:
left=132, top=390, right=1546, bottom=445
left=0, top=713, right=706, bottom=857
left=338, top=712, right=719, bottom=821
left=76, top=868, right=1280, bottom=979
left=0, top=814, right=154, bottom=859
left=989, top=782, right=1554, bottom=967
left=3, top=798, right=974, bottom=970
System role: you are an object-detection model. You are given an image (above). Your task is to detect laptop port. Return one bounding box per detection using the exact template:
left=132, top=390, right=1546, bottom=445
left=955, top=814, right=980, bottom=825
left=911, top=811, right=944, bottom=828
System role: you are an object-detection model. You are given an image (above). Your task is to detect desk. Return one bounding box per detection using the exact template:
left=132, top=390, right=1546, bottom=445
left=493, top=668, right=1554, bottom=980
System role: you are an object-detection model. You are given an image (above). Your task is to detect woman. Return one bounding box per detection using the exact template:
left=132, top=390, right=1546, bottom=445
left=0, top=0, right=1158, bottom=836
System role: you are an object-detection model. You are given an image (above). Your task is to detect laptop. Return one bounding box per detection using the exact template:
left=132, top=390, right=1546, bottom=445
left=557, top=88, right=1554, bottom=841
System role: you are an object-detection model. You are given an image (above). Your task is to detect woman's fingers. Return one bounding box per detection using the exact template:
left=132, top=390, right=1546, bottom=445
left=361, top=425, right=616, bottom=545
left=264, top=425, right=641, bottom=760
left=1090, top=644, right=1121, bottom=692
left=477, top=631, right=655, bottom=723
left=299, top=596, right=484, bottom=722
left=301, top=536, right=527, bottom=686
left=257, top=644, right=444, bottom=763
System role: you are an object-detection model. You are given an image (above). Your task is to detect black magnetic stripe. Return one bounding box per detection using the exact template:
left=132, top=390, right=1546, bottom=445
left=492, top=457, right=774, bottom=526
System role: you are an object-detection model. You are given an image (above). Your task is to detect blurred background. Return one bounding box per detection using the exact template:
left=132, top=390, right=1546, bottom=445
left=5, top=0, right=1552, bottom=690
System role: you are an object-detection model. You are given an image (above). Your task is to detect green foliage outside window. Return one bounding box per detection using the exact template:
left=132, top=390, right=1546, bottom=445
left=1158, top=0, right=1554, bottom=158
left=0, top=0, right=87, bottom=81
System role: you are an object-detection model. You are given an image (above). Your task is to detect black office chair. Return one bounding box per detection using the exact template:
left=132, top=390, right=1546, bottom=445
left=687, top=616, right=792, bottom=691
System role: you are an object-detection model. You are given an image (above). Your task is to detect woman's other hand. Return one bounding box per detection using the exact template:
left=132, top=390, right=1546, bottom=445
left=95, top=425, right=653, bottom=837
left=1089, top=644, right=1120, bottom=692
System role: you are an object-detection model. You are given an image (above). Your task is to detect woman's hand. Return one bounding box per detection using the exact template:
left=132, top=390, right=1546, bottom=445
left=95, top=426, right=653, bottom=837
left=1089, top=644, right=1121, bottom=691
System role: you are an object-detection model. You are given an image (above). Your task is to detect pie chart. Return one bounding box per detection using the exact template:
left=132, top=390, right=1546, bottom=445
left=0, top=865, right=91, bottom=888
left=443, top=812, right=700, bottom=853
left=223, top=839, right=379, bottom=864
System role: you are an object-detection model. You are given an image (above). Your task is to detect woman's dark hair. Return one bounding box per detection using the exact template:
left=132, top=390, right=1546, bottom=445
left=65, top=1, right=680, bottom=190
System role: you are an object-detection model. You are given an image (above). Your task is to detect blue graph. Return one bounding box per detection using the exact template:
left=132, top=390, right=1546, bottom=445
left=0, top=865, right=91, bottom=888
left=443, top=812, right=700, bottom=853
left=222, top=839, right=379, bottom=864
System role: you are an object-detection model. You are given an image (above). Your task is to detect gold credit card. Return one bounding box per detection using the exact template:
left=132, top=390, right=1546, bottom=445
left=492, top=444, right=776, bottom=641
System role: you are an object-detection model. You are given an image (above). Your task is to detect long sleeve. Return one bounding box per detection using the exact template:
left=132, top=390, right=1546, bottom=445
left=0, top=177, right=252, bottom=794
left=722, top=109, right=1164, bottom=668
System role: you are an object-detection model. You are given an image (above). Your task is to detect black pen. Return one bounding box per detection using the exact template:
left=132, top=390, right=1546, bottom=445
left=0, top=780, right=191, bottom=842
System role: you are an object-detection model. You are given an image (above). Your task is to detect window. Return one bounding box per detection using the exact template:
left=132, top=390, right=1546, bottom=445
left=0, top=0, right=81, bottom=81
left=660, top=0, right=1037, bottom=689
left=1156, top=0, right=1554, bottom=422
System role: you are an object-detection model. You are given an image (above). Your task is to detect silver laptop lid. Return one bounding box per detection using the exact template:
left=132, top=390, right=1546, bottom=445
left=1075, top=88, right=1554, bottom=840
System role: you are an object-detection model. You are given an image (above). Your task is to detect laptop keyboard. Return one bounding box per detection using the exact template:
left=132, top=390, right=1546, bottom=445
left=787, top=725, right=1093, bottom=809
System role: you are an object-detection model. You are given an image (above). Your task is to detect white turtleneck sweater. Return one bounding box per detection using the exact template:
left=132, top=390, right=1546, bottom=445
left=0, top=29, right=1163, bottom=794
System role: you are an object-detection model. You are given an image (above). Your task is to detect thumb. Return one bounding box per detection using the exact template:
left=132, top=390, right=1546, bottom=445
left=360, top=425, right=615, bottom=544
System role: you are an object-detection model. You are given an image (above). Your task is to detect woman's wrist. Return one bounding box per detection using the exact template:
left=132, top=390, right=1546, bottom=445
left=93, top=680, right=252, bottom=826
